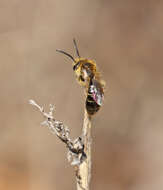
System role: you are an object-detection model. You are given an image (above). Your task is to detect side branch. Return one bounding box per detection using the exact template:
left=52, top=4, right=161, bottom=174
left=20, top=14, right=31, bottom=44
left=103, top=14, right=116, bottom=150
left=29, top=99, right=86, bottom=166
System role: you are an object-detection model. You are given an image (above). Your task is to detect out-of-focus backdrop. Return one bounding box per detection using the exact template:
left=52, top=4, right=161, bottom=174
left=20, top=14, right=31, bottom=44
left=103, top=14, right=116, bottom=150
left=0, top=0, right=163, bottom=189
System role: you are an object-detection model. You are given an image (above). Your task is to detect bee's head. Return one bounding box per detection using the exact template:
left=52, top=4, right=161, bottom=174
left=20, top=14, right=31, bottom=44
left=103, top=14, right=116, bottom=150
left=56, top=39, right=83, bottom=71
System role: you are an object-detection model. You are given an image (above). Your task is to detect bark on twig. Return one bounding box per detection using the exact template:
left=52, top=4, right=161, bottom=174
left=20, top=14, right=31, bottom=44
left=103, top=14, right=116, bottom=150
left=76, top=110, right=92, bottom=190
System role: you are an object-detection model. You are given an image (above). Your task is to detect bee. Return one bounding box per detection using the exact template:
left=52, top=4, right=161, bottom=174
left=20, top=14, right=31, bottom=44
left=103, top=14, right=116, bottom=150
left=56, top=39, right=105, bottom=115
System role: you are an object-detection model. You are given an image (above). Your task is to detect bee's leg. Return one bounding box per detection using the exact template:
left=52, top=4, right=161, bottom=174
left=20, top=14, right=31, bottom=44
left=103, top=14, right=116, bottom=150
left=77, top=75, right=85, bottom=86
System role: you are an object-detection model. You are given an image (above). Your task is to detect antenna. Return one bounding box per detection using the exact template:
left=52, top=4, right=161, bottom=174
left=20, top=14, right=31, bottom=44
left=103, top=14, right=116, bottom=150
left=56, top=49, right=76, bottom=62
left=73, top=38, right=80, bottom=58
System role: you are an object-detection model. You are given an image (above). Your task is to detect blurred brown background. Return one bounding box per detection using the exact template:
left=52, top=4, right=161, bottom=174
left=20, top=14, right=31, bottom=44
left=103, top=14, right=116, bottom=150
left=0, top=0, right=163, bottom=189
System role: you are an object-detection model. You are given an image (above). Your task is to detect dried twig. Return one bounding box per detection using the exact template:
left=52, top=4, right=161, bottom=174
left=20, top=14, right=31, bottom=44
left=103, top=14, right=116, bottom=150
left=29, top=99, right=92, bottom=190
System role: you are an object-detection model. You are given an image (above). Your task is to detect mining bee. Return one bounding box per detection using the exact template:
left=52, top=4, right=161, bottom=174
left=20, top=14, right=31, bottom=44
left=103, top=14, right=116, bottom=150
left=56, top=39, right=105, bottom=115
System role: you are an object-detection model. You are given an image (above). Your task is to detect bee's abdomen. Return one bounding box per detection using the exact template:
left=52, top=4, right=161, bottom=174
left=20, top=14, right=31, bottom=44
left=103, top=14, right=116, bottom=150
left=86, top=93, right=100, bottom=115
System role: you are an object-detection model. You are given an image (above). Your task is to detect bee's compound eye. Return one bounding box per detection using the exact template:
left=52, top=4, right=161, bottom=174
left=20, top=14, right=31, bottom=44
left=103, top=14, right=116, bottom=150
left=73, top=62, right=80, bottom=71
left=73, top=65, right=76, bottom=71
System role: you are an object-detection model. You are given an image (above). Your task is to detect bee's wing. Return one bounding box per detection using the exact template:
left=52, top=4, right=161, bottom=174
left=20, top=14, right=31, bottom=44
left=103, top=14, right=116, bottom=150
left=89, top=78, right=104, bottom=106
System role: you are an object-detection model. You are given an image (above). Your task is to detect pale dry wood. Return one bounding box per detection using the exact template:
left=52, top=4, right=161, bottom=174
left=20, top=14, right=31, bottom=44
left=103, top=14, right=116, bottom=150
left=76, top=110, right=92, bottom=190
